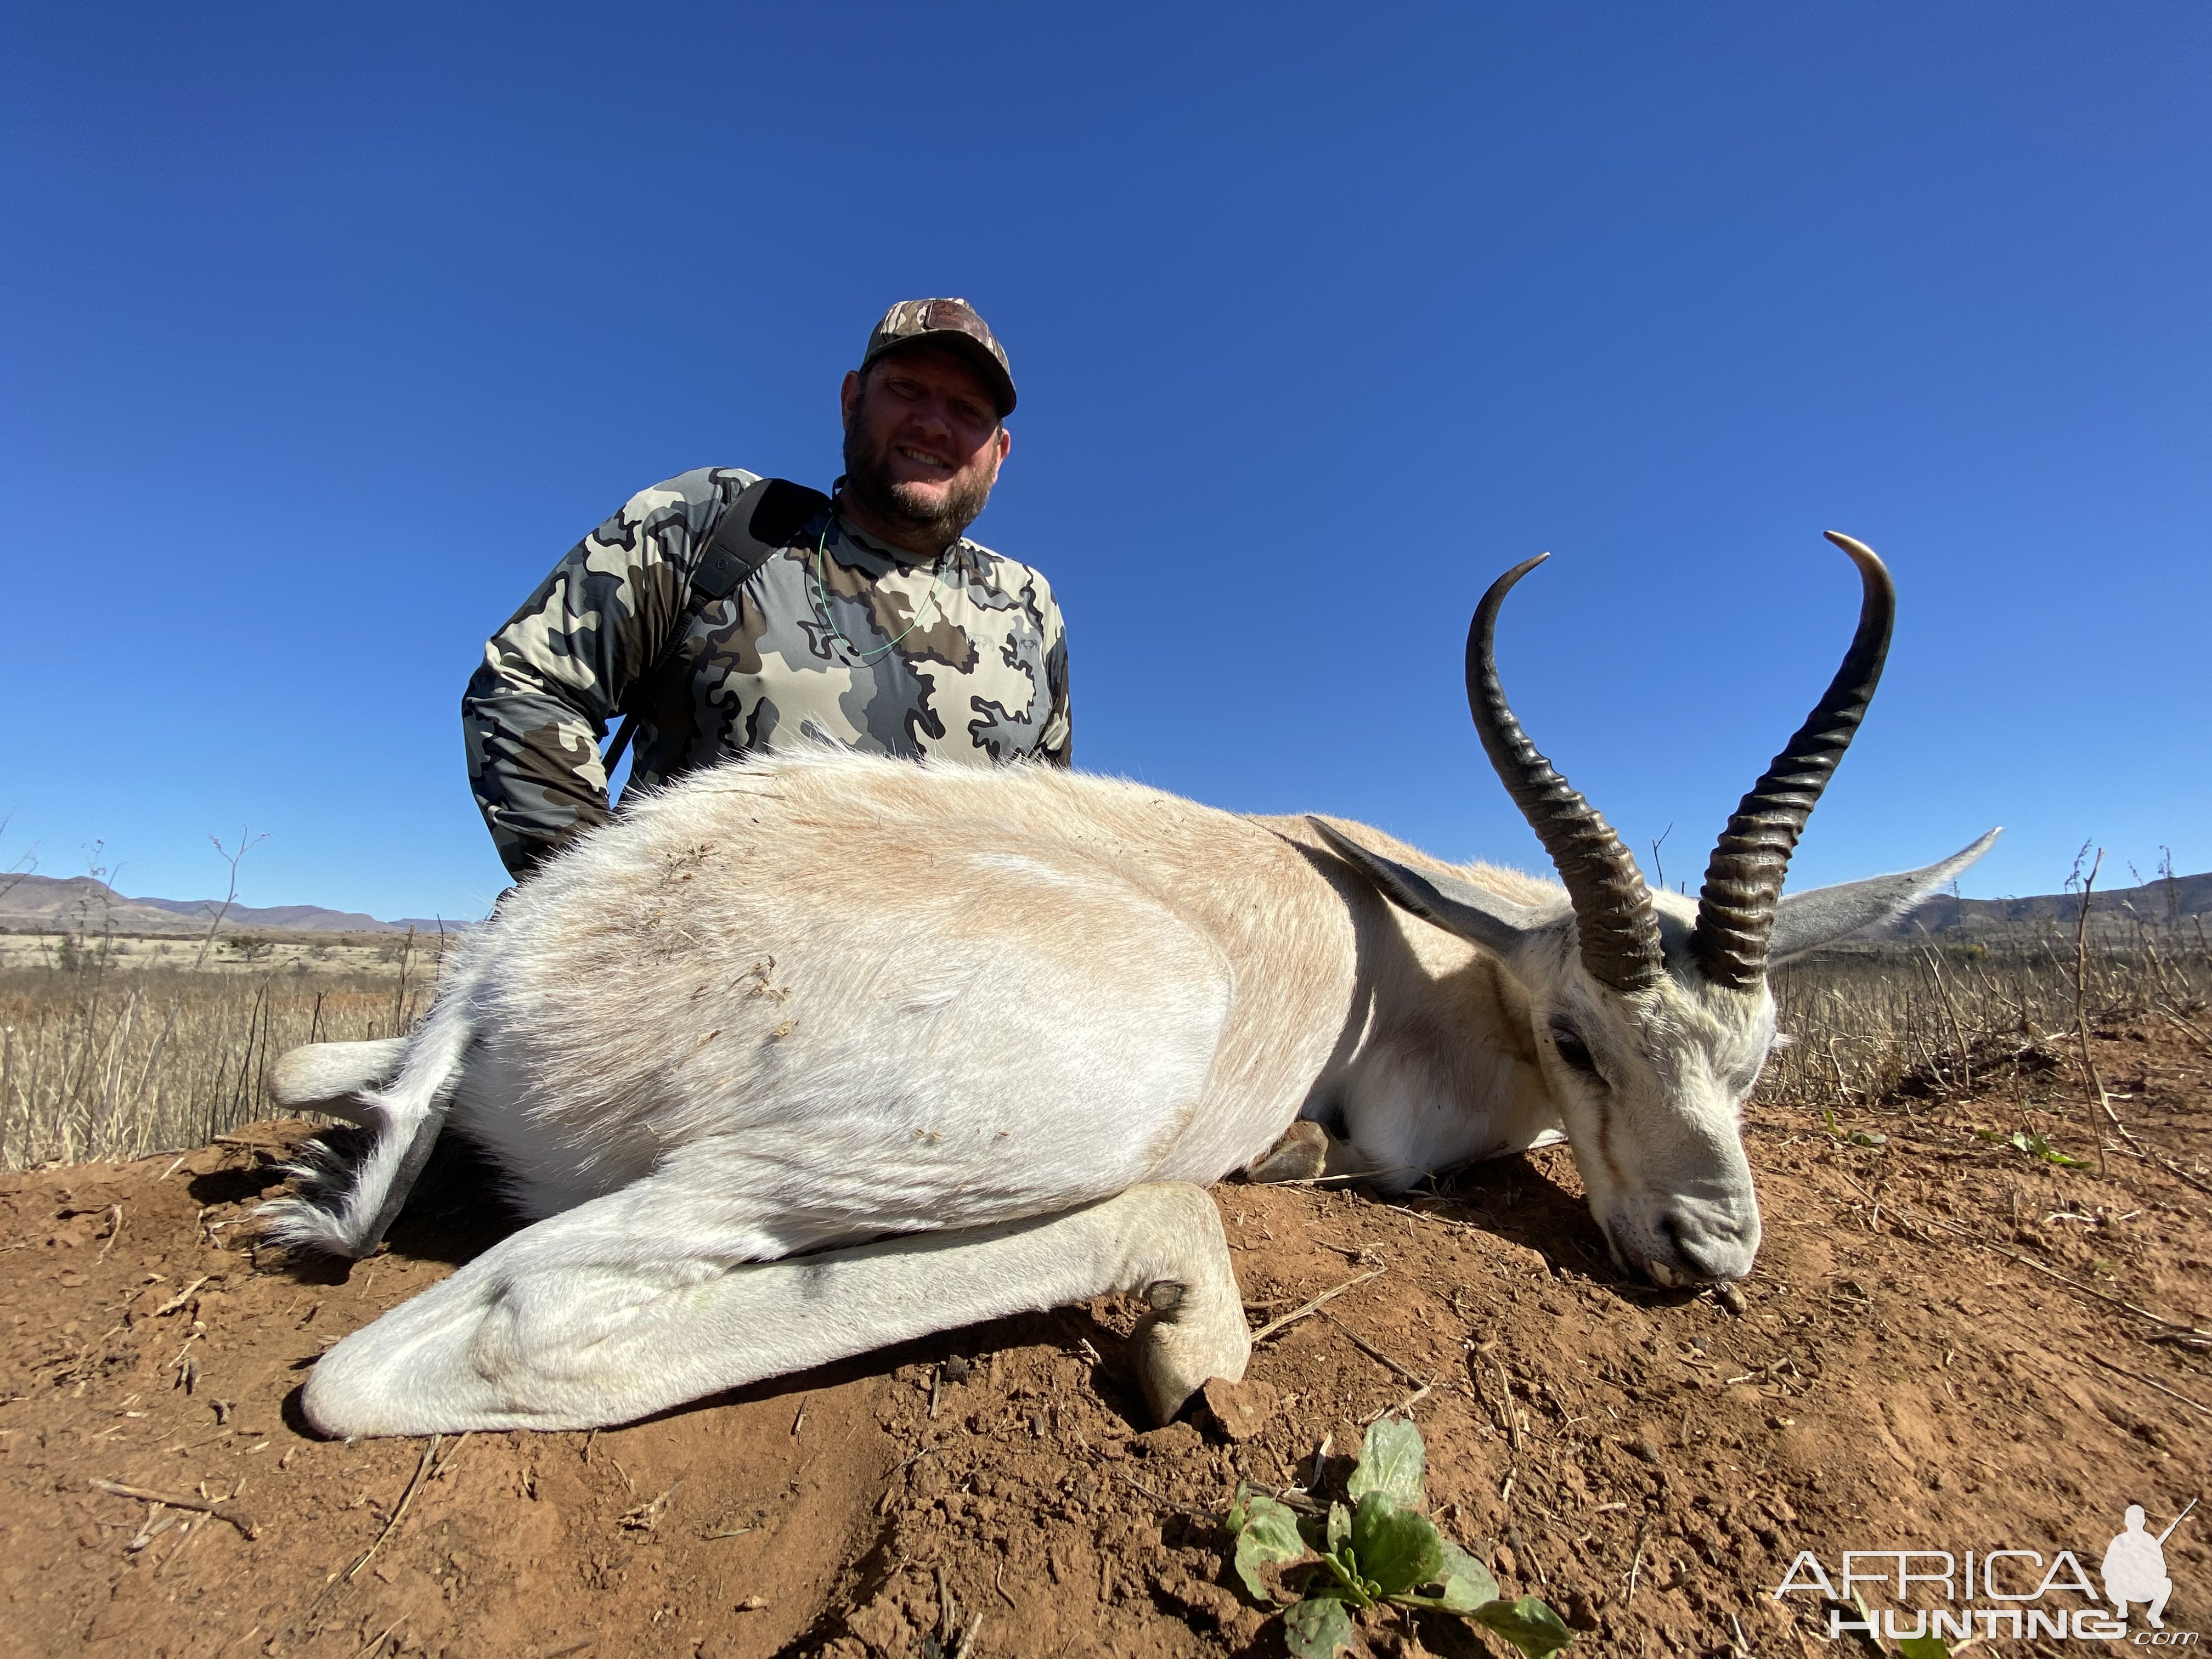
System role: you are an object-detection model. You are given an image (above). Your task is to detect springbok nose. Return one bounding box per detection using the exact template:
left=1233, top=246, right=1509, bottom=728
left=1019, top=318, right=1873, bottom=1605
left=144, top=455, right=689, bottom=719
left=1654, top=1206, right=1757, bottom=1284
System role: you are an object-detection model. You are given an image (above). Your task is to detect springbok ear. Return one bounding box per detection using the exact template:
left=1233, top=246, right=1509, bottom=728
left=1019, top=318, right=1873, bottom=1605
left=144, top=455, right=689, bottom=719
left=1769, top=830, right=2001, bottom=962
left=1306, top=817, right=1542, bottom=957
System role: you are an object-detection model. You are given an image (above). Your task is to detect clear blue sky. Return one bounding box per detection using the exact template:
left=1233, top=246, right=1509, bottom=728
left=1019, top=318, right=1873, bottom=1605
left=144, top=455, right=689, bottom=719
left=4, top=4, right=2207, bottom=922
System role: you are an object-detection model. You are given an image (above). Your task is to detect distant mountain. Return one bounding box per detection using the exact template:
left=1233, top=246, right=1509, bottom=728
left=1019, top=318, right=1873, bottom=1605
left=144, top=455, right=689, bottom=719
left=0, top=873, right=467, bottom=936
left=1885, top=870, right=2212, bottom=940
left=1, top=866, right=2202, bottom=946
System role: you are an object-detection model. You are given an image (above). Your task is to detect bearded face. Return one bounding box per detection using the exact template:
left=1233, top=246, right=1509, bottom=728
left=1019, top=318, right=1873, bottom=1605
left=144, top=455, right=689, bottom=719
left=838, top=345, right=1009, bottom=552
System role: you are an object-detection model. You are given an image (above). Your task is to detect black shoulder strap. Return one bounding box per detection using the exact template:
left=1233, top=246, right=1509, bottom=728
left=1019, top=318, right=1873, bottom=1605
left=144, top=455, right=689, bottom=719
left=602, top=476, right=832, bottom=771
left=690, top=475, right=833, bottom=601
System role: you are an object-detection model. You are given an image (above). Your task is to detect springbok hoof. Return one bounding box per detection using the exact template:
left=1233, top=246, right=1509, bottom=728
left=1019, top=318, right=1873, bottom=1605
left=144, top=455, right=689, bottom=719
left=1244, top=1120, right=1329, bottom=1184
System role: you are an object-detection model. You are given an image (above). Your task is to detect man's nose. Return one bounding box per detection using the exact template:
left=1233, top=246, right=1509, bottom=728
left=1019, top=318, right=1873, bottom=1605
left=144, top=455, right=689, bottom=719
left=901, top=396, right=953, bottom=435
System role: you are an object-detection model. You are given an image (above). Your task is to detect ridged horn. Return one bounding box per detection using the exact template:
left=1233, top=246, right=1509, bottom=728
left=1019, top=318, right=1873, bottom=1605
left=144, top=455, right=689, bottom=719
left=1467, top=554, right=1663, bottom=994
left=1688, top=532, right=1897, bottom=989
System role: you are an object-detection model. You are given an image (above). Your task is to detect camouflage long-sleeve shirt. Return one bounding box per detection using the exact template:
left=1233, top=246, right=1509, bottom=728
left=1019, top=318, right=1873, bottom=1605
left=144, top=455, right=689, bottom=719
left=464, top=466, right=1071, bottom=879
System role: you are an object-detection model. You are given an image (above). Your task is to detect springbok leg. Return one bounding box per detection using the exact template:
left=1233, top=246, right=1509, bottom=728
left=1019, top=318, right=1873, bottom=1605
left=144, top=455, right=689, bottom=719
left=302, top=1182, right=1249, bottom=1438
left=1244, top=1119, right=1376, bottom=1184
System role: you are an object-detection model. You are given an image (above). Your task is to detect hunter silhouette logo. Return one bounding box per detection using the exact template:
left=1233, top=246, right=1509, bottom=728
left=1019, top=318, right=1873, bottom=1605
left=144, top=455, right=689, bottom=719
left=2106, top=1500, right=2194, bottom=1631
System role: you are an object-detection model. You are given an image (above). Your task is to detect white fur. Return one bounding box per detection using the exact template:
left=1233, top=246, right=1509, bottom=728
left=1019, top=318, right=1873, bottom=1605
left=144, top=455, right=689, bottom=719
left=269, top=744, right=1988, bottom=1436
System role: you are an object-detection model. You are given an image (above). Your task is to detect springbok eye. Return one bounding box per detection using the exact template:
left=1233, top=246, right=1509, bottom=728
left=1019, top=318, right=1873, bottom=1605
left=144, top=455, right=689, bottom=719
left=1550, top=1023, right=1600, bottom=1077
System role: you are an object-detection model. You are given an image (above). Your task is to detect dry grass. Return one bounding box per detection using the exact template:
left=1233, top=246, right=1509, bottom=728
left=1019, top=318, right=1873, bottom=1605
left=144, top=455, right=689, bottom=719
left=1763, top=924, right=2212, bottom=1111
left=0, top=930, right=454, bottom=1170
left=4, top=901, right=2206, bottom=1173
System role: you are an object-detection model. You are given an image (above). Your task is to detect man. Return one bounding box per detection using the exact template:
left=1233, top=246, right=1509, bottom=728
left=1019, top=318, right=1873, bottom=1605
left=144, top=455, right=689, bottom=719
left=464, top=298, right=1070, bottom=881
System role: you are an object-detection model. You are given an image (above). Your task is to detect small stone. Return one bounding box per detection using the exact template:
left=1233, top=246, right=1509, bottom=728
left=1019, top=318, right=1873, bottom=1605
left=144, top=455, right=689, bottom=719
left=1628, top=1436, right=1662, bottom=1465
left=1715, top=1282, right=1747, bottom=1316
left=1199, top=1376, right=1277, bottom=1443
left=941, top=1355, right=971, bottom=1383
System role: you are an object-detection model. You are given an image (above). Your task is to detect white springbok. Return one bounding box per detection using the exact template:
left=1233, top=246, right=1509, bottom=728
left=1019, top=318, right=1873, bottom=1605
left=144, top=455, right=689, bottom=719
left=266, top=532, right=1991, bottom=1438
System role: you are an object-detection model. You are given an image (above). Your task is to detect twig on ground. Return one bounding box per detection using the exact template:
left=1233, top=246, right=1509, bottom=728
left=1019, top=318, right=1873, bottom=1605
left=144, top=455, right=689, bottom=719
left=90, top=1478, right=261, bottom=1540
left=154, top=1275, right=213, bottom=1317
left=1248, top=1267, right=1386, bottom=1344
left=431, top=1432, right=472, bottom=1480
left=350, top=1615, right=407, bottom=1659
left=1362, top=1381, right=1435, bottom=1425
left=1486, top=1348, right=1525, bottom=1453
left=2151, top=1151, right=2212, bottom=1199
left=342, top=1434, right=441, bottom=1584
left=2159, top=1006, right=2212, bottom=1048
left=876, top=1444, right=936, bottom=1514
left=1918, top=1212, right=2210, bottom=1338
left=1273, top=1165, right=1418, bottom=1187
left=953, top=1611, right=986, bottom=1659
left=1319, top=1312, right=1425, bottom=1387
left=282, top=1435, right=440, bottom=1644
left=1310, top=1236, right=1383, bottom=1263
left=618, top=1483, right=681, bottom=1533
left=1107, top=1465, right=1205, bottom=1517
left=2084, top=1352, right=2212, bottom=1419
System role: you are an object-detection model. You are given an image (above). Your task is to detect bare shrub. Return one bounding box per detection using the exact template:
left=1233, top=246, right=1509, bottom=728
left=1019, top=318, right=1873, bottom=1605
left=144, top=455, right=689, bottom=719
left=1761, top=918, right=2211, bottom=1114
left=0, top=961, right=445, bottom=1170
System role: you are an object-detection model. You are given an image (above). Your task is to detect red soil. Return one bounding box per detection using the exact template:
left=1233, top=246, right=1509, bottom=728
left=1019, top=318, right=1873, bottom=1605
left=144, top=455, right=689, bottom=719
left=4, top=1019, right=2209, bottom=1659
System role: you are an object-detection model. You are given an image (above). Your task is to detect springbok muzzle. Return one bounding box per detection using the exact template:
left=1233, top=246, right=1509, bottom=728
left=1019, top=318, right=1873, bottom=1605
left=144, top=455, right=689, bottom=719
left=1602, top=1190, right=1762, bottom=1286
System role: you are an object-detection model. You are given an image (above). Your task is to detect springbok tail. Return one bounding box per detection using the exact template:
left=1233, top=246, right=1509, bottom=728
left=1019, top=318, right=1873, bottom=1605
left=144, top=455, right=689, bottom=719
left=257, top=986, right=477, bottom=1259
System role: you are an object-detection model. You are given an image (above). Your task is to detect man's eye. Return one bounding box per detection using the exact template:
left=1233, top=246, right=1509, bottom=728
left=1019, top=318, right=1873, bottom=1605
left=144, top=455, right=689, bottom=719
left=1551, top=1025, right=1600, bottom=1076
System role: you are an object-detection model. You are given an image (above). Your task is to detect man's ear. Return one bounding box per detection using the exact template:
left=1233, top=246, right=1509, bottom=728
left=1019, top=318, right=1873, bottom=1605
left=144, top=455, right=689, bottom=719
left=995, top=424, right=1012, bottom=465
left=1769, top=830, right=2001, bottom=961
left=839, top=368, right=863, bottom=431
left=1306, top=817, right=1541, bottom=957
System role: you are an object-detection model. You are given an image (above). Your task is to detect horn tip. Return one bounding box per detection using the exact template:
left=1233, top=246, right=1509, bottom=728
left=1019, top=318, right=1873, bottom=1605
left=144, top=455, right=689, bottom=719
left=1821, top=529, right=1885, bottom=565
left=1486, top=550, right=1551, bottom=597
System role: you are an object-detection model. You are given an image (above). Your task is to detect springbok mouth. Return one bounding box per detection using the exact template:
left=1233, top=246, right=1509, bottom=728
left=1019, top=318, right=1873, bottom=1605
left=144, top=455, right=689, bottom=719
left=1634, top=1255, right=1748, bottom=1290
left=1606, top=1216, right=1757, bottom=1289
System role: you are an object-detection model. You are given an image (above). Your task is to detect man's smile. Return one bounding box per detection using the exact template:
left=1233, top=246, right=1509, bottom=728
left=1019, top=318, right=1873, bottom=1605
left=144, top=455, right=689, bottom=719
left=895, top=444, right=956, bottom=473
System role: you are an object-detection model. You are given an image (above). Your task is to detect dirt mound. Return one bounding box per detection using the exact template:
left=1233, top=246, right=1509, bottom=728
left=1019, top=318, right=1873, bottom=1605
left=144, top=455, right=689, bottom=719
left=5, top=1020, right=2209, bottom=1659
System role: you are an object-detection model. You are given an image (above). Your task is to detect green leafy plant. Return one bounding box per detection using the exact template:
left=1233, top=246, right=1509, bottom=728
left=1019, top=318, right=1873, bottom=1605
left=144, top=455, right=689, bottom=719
left=1223, top=1417, right=1574, bottom=1659
left=1819, top=1109, right=1886, bottom=1148
left=1973, top=1126, right=2087, bottom=1168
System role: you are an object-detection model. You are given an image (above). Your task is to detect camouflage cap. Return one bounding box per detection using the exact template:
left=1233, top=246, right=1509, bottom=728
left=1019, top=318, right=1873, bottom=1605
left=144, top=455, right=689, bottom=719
left=860, top=297, right=1016, bottom=416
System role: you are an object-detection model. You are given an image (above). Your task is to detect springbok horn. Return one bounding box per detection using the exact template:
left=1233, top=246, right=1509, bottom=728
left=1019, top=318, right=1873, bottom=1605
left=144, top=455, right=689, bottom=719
left=1688, top=532, right=1897, bottom=989
left=1467, top=554, right=1664, bottom=994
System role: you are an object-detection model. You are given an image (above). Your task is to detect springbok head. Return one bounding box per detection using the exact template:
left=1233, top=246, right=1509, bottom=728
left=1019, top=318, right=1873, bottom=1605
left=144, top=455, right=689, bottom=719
left=1315, top=533, right=1995, bottom=1286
